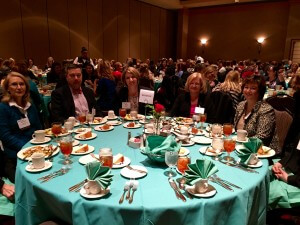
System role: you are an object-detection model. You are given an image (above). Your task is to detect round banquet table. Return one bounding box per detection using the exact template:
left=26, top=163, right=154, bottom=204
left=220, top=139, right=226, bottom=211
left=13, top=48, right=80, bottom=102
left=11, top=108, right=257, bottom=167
left=15, top=123, right=270, bottom=225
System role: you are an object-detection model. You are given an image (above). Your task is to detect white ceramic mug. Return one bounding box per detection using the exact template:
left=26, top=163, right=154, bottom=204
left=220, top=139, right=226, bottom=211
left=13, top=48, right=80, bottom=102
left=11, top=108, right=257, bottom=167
left=84, top=180, right=102, bottom=195
left=248, top=153, right=259, bottom=165
left=180, top=126, right=189, bottom=135
left=130, top=110, right=138, bottom=119
left=68, top=117, right=76, bottom=125
left=237, top=129, right=248, bottom=141
left=32, top=130, right=46, bottom=142
left=194, top=179, right=209, bottom=194
left=64, top=121, right=73, bottom=131
left=108, top=110, right=115, bottom=119
left=29, top=152, right=45, bottom=169
left=211, top=124, right=222, bottom=137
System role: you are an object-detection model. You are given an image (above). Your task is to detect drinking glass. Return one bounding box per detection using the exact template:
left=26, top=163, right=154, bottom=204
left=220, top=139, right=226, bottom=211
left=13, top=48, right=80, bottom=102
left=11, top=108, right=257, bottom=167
left=212, top=137, right=224, bottom=161
left=199, top=113, right=207, bottom=130
left=99, top=148, right=113, bottom=168
left=86, top=113, right=94, bottom=124
left=60, top=135, right=73, bottom=167
left=223, top=123, right=233, bottom=137
left=119, top=108, right=126, bottom=122
left=164, top=150, right=179, bottom=177
left=224, top=138, right=236, bottom=163
left=176, top=156, right=191, bottom=184
left=78, top=113, right=86, bottom=128
left=51, top=122, right=62, bottom=142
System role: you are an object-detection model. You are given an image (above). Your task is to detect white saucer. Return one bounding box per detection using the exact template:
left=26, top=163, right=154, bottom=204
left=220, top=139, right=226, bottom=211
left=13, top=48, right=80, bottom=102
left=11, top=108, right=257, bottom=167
left=25, top=161, right=52, bottom=172
left=30, top=137, right=51, bottom=144
left=74, top=133, right=97, bottom=141
left=105, top=116, right=118, bottom=120
left=94, top=125, right=114, bottom=132
left=120, top=165, right=148, bottom=179
left=191, top=136, right=212, bottom=145
left=72, top=145, right=95, bottom=155
left=179, top=140, right=195, bottom=147
left=79, top=154, right=99, bottom=165
left=112, top=156, right=131, bottom=169
left=179, top=147, right=190, bottom=156
left=80, top=186, right=110, bottom=199
left=123, top=122, right=142, bottom=129
left=247, top=159, right=263, bottom=168
left=106, top=121, right=122, bottom=126
left=199, top=146, right=223, bottom=156
left=232, top=136, right=249, bottom=143
left=185, top=184, right=217, bottom=198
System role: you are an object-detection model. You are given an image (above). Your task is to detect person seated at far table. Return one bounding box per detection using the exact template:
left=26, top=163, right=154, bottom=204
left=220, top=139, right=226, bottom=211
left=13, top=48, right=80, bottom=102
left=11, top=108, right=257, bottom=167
left=51, top=64, right=96, bottom=123
left=170, top=72, right=208, bottom=118
left=266, top=65, right=287, bottom=90
left=234, top=75, right=280, bottom=153
left=0, top=72, right=42, bottom=183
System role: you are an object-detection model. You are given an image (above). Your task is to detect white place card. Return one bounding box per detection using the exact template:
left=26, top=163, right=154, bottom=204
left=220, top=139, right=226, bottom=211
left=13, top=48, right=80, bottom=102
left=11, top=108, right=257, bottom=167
left=122, top=102, right=131, bottom=109
left=195, top=107, right=205, bottom=114
left=139, top=89, right=154, bottom=104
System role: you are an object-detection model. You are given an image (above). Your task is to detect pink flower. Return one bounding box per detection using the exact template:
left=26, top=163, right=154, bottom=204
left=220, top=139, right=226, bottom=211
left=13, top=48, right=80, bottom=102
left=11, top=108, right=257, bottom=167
left=154, top=104, right=165, bottom=113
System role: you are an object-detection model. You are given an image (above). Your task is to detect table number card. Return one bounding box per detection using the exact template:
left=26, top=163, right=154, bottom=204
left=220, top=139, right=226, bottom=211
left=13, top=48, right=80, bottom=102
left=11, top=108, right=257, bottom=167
left=195, top=107, right=205, bottom=114
left=139, top=89, right=154, bottom=104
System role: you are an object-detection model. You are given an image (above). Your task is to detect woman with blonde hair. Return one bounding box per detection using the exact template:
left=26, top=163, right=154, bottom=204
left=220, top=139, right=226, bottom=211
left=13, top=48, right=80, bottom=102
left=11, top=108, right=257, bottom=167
left=212, top=70, right=242, bottom=109
left=203, top=65, right=218, bottom=92
left=95, top=60, right=117, bottom=114
left=0, top=72, right=42, bottom=183
left=170, top=72, right=208, bottom=117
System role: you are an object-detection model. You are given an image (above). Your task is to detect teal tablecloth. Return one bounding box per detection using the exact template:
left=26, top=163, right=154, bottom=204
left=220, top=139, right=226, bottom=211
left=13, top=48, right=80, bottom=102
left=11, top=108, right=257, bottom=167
left=15, top=124, right=269, bottom=225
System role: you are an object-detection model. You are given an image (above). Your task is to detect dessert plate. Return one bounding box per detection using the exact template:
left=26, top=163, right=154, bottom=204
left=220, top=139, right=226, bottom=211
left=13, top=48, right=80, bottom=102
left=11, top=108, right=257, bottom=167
left=123, top=122, right=142, bottom=129
left=178, top=147, right=190, bottom=156
left=94, top=125, right=114, bottom=132
left=112, top=156, right=131, bottom=169
left=106, top=120, right=122, bottom=126
left=30, top=137, right=51, bottom=144
left=120, top=165, right=147, bottom=179
left=199, top=146, right=223, bottom=156
left=79, top=154, right=98, bottom=165
left=74, top=133, right=97, bottom=141
left=80, top=186, right=110, bottom=199
left=191, top=136, right=212, bottom=145
left=71, top=145, right=95, bottom=155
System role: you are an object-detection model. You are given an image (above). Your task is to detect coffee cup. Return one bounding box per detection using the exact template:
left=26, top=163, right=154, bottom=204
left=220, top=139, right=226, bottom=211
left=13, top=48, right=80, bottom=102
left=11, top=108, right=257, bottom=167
left=130, top=110, right=138, bottom=119
left=248, top=153, right=259, bottom=165
left=29, top=152, right=45, bottom=169
left=194, top=179, right=209, bottom=194
left=145, top=124, right=154, bottom=133
left=180, top=126, right=189, bottom=135
left=211, top=124, right=222, bottom=137
left=32, top=130, right=45, bottom=142
left=64, top=121, right=73, bottom=131
left=237, top=129, right=248, bottom=141
left=68, top=117, right=76, bottom=125
left=84, top=180, right=102, bottom=195
left=275, top=85, right=282, bottom=91
left=108, top=110, right=115, bottom=119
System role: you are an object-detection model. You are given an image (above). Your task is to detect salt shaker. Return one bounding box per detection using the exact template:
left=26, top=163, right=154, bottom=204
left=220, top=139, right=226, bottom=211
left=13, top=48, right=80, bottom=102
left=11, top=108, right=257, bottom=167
left=127, top=132, right=131, bottom=145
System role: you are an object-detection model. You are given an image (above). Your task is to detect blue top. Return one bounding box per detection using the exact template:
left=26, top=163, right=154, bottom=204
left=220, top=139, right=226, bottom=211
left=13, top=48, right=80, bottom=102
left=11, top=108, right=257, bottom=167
left=0, top=102, right=42, bottom=158
left=96, top=78, right=117, bottom=112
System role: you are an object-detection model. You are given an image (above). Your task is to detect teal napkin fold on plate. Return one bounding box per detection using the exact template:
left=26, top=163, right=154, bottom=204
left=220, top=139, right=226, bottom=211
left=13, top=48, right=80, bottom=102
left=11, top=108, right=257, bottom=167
left=85, top=161, right=113, bottom=189
left=236, top=137, right=262, bottom=164
left=184, top=159, right=218, bottom=185
left=145, top=135, right=181, bottom=155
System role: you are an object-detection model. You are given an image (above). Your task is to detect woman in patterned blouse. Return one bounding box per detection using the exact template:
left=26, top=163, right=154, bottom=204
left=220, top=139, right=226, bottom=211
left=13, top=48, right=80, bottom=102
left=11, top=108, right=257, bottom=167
left=234, top=75, right=280, bottom=153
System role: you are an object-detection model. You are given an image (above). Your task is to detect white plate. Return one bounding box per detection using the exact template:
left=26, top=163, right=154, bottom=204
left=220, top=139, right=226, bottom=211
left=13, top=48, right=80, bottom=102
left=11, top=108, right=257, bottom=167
left=176, top=117, right=194, bottom=125
left=58, top=140, right=80, bottom=147
left=74, top=122, right=80, bottom=127
left=79, top=154, right=99, bottom=165
left=232, top=136, right=249, bottom=143
left=124, top=114, right=145, bottom=121
left=72, top=145, right=95, bottom=155
left=112, top=156, right=131, bottom=169
left=123, top=122, right=142, bottom=129
left=80, top=186, right=110, bottom=199
left=194, top=130, right=205, bottom=136
left=120, top=165, right=148, bottom=179
left=30, top=137, right=51, bottom=144
left=247, top=159, right=263, bottom=168
left=45, top=129, right=70, bottom=137
left=25, top=161, right=52, bottom=173
left=94, top=125, right=114, bottom=132
left=106, top=121, right=122, bottom=126
left=104, top=116, right=118, bottom=120
left=74, top=133, right=97, bottom=141
left=179, top=147, right=190, bottom=156
left=257, top=146, right=276, bottom=158
left=89, top=117, right=107, bottom=125
left=74, top=128, right=90, bottom=134
left=179, top=140, right=195, bottom=147
left=204, top=133, right=224, bottom=139
left=199, top=146, right=223, bottom=156
left=186, top=184, right=217, bottom=198
left=18, top=145, right=59, bottom=160
left=191, top=136, right=212, bottom=145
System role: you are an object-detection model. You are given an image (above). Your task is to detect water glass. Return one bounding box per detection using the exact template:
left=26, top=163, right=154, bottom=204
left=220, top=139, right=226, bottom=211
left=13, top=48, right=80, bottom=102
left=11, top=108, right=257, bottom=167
left=212, top=137, right=224, bottom=161
left=164, top=151, right=178, bottom=177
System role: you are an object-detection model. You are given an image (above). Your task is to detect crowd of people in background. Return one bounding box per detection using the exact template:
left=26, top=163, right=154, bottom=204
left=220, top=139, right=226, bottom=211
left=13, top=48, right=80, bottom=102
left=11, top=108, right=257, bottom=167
left=0, top=47, right=300, bottom=224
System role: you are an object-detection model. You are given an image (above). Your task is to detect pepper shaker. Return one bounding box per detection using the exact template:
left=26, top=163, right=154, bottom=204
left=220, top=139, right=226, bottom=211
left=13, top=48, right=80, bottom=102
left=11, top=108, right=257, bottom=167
left=127, top=131, right=131, bottom=145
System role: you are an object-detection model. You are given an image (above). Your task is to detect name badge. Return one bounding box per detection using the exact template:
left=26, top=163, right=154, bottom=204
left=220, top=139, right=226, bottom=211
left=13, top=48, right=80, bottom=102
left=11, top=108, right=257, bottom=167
left=17, top=117, right=30, bottom=130
left=122, top=102, right=131, bottom=109
left=297, top=139, right=300, bottom=151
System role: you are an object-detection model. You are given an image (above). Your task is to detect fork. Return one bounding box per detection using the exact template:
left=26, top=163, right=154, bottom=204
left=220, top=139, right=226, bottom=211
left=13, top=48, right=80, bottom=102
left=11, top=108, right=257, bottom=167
left=41, top=168, right=69, bottom=183
left=38, top=169, right=63, bottom=181
left=213, top=174, right=242, bottom=189
left=126, top=165, right=147, bottom=174
left=69, top=179, right=88, bottom=192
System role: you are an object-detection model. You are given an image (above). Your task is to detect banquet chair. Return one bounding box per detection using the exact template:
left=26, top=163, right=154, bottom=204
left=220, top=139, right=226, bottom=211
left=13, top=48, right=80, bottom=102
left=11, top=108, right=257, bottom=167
left=266, top=95, right=295, bottom=116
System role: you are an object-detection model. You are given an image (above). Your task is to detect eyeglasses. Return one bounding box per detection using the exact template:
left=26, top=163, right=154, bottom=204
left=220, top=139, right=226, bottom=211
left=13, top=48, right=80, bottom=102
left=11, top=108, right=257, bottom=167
left=9, top=82, right=25, bottom=87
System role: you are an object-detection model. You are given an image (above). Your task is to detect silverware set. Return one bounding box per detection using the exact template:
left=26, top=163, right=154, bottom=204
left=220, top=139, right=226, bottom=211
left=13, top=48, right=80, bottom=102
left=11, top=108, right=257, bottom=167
left=119, top=180, right=138, bottom=204
left=168, top=178, right=186, bottom=202
left=38, top=168, right=70, bottom=183
left=69, top=179, right=88, bottom=192
left=209, top=174, right=242, bottom=191
left=219, top=159, right=259, bottom=173
left=126, top=165, right=147, bottom=174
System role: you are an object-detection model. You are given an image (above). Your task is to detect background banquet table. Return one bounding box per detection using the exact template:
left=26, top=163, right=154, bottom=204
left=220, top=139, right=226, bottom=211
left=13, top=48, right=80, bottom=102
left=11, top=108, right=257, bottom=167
left=15, top=122, right=269, bottom=225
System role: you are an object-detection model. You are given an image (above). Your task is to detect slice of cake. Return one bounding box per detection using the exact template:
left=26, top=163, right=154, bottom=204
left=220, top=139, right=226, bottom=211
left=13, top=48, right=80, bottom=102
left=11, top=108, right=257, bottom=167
left=74, top=144, right=89, bottom=153
left=113, top=153, right=124, bottom=164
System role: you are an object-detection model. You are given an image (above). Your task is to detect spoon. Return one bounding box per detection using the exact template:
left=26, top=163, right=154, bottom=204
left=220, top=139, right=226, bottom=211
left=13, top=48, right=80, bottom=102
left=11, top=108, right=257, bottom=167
left=177, top=179, right=193, bottom=199
left=119, top=182, right=130, bottom=204
left=126, top=181, right=133, bottom=200
left=129, top=181, right=138, bottom=204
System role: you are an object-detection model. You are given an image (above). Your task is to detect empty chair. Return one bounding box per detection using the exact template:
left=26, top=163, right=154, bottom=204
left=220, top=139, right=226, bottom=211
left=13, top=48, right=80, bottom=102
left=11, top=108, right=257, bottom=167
left=266, top=95, right=295, bottom=116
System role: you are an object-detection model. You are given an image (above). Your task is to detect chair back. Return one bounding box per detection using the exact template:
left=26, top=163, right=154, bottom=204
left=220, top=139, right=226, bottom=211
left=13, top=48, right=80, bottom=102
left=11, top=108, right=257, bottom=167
left=274, top=109, right=293, bottom=153
left=266, top=95, right=295, bottom=116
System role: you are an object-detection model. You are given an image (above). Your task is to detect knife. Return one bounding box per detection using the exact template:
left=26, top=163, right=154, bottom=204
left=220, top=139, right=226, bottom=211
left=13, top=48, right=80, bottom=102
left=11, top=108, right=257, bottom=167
left=168, top=178, right=186, bottom=202
left=220, top=160, right=259, bottom=174
left=209, top=177, right=234, bottom=191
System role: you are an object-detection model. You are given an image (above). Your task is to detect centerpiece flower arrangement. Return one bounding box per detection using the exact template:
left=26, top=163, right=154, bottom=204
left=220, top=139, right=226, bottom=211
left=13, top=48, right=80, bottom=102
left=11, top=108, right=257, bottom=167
left=146, top=103, right=165, bottom=135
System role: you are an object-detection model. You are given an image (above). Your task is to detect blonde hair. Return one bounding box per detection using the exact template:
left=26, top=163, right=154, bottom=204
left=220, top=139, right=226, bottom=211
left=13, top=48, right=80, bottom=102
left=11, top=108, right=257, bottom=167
left=203, top=65, right=217, bottom=80
left=2, top=72, right=30, bottom=106
left=219, top=70, right=241, bottom=93
left=122, top=67, right=140, bottom=85
left=97, top=60, right=114, bottom=81
left=184, top=72, right=207, bottom=93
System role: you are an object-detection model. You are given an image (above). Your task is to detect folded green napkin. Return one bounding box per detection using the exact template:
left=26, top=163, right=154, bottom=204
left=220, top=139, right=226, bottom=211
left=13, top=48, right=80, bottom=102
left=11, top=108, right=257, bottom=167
left=236, top=137, right=262, bottom=164
left=145, top=135, right=181, bottom=155
left=184, top=159, right=218, bottom=185
left=85, top=161, right=113, bottom=189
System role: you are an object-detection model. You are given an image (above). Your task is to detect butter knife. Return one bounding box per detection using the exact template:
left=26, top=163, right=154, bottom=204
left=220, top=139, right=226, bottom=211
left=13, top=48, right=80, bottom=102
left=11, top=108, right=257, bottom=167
left=168, top=178, right=186, bottom=202
left=219, top=160, right=258, bottom=173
